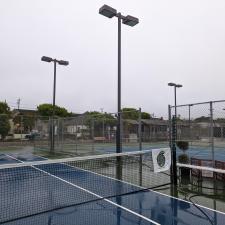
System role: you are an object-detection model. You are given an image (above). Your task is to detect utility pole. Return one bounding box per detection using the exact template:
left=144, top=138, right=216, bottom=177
left=17, top=98, right=21, bottom=110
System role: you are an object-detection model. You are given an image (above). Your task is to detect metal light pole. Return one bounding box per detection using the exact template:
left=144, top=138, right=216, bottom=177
left=41, top=56, right=69, bottom=153
left=168, top=82, right=183, bottom=186
left=99, top=5, right=139, bottom=153
left=168, top=83, right=182, bottom=119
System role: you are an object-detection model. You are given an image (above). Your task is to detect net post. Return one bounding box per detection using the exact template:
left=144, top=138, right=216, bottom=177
left=116, top=112, right=122, bottom=181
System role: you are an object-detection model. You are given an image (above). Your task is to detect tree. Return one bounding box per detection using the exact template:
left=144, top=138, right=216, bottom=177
left=84, top=111, right=117, bottom=136
left=0, top=102, right=10, bottom=114
left=141, top=112, right=151, bottom=119
left=37, top=104, right=69, bottom=117
left=121, top=108, right=151, bottom=120
left=122, top=108, right=139, bottom=120
left=215, top=118, right=225, bottom=123
left=85, top=111, right=116, bottom=126
left=194, top=116, right=210, bottom=122
left=0, top=114, right=10, bottom=140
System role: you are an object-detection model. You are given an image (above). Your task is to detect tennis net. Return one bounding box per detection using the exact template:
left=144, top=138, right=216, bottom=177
left=0, top=149, right=171, bottom=223
left=177, top=162, right=225, bottom=197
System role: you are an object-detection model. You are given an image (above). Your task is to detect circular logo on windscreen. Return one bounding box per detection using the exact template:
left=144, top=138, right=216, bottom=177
left=157, top=151, right=166, bottom=168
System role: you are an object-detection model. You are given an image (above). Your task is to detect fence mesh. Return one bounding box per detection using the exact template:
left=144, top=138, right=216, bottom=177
left=33, top=109, right=169, bottom=156
left=0, top=109, right=170, bottom=156
left=169, top=100, right=225, bottom=169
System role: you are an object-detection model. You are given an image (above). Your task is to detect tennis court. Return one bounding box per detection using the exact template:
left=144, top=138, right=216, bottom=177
left=177, top=146, right=225, bottom=161
left=1, top=150, right=225, bottom=225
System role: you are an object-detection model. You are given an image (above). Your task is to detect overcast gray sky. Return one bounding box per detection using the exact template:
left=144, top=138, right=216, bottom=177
left=1, top=0, right=225, bottom=117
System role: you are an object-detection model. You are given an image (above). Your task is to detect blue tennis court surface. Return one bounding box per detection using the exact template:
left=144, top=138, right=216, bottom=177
left=0, top=153, right=45, bottom=165
left=0, top=154, right=19, bottom=165
left=0, top=153, right=225, bottom=225
left=181, top=147, right=225, bottom=161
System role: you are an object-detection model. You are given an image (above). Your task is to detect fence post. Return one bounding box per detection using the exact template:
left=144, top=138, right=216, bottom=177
left=102, top=117, right=105, bottom=143
left=210, top=102, right=215, bottom=168
left=91, top=118, right=95, bottom=152
left=138, top=108, right=142, bottom=186
left=74, top=119, right=77, bottom=154
left=20, top=115, right=23, bottom=143
left=61, top=118, right=64, bottom=153
left=138, top=108, right=142, bottom=151
left=168, top=105, right=172, bottom=148
left=171, top=115, right=177, bottom=186
left=57, top=118, right=60, bottom=151
left=188, top=104, right=192, bottom=141
left=120, top=112, right=123, bottom=147
left=169, top=105, right=178, bottom=185
left=48, top=117, right=50, bottom=150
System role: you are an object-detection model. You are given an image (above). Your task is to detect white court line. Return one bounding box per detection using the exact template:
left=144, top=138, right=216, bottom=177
left=33, top=166, right=160, bottom=225
left=66, top=161, right=225, bottom=216
left=4, top=154, right=24, bottom=163
left=5, top=154, right=160, bottom=225
left=6, top=153, right=225, bottom=216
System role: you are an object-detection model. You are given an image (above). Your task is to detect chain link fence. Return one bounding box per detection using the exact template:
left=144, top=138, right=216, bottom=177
left=169, top=100, right=225, bottom=168
left=0, top=108, right=170, bottom=156
left=32, top=109, right=169, bottom=156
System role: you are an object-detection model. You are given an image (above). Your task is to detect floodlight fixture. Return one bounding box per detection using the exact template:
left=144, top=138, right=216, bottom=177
left=41, top=56, right=53, bottom=63
left=168, top=81, right=183, bottom=117
left=58, top=60, right=69, bottom=66
left=122, top=15, right=139, bottom=27
left=168, top=82, right=175, bottom=87
left=99, top=5, right=117, bottom=18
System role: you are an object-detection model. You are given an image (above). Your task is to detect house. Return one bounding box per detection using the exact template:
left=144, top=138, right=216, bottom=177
left=10, top=109, right=50, bottom=139
left=141, top=119, right=168, bottom=141
left=11, top=109, right=38, bottom=134
left=123, top=119, right=139, bottom=142
left=122, top=118, right=169, bottom=142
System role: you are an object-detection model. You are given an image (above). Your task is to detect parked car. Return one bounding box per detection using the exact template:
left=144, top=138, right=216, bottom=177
left=25, top=132, right=41, bottom=140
